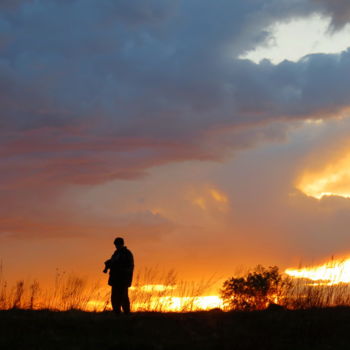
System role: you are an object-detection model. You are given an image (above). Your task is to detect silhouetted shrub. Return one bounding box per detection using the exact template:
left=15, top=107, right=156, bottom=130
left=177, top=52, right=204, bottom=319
left=221, top=265, right=291, bottom=311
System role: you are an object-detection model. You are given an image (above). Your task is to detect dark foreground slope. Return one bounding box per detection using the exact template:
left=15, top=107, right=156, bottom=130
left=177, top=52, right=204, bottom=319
left=1, top=307, right=350, bottom=350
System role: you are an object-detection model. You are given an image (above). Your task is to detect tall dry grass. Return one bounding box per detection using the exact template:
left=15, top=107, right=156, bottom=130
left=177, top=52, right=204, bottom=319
left=0, top=266, right=218, bottom=312
left=3, top=261, right=350, bottom=312
left=0, top=269, right=105, bottom=311
left=130, top=267, right=219, bottom=311
left=282, top=279, right=350, bottom=309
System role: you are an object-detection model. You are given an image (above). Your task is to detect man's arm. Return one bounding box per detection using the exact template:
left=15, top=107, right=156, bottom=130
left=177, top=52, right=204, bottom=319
left=127, top=251, right=134, bottom=271
left=125, top=251, right=134, bottom=286
left=103, top=259, right=112, bottom=273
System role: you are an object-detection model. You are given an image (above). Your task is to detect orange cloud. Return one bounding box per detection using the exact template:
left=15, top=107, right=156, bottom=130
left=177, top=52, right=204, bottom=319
left=190, top=186, right=229, bottom=211
left=296, top=151, right=350, bottom=199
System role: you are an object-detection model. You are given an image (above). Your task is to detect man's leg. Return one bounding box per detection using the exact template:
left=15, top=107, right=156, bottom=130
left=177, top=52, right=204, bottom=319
left=121, top=285, right=130, bottom=314
left=111, top=285, right=122, bottom=314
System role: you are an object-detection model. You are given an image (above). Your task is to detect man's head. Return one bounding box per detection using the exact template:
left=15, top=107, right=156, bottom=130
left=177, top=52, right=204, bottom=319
left=114, top=237, right=124, bottom=249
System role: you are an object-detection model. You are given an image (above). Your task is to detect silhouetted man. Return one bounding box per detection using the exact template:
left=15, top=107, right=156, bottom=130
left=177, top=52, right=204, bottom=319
left=103, top=237, right=134, bottom=314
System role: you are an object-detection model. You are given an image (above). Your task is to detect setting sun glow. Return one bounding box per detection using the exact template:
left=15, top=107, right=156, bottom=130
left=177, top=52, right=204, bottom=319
left=285, top=257, right=350, bottom=285
left=86, top=293, right=223, bottom=312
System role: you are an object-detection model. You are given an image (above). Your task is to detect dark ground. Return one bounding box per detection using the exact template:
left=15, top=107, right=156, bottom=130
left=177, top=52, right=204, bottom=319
left=1, top=307, right=350, bottom=349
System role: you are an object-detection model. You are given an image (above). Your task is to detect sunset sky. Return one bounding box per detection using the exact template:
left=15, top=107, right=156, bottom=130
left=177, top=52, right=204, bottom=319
left=2, top=0, right=350, bottom=286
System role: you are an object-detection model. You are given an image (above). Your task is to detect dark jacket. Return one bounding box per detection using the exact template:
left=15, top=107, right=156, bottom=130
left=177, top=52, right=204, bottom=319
left=105, top=247, right=134, bottom=287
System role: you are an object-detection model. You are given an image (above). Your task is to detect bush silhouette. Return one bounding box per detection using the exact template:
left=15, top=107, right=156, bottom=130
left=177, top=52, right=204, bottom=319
left=221, top=265, right=290, bottom=311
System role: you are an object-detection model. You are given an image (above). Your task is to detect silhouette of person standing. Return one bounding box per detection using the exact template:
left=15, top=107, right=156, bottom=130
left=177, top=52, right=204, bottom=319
left=103, top=237, right=134, bottom=314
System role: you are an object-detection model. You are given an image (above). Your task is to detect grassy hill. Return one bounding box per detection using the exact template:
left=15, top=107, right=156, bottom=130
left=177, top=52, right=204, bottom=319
left=1, top=307, right=349, bottom=349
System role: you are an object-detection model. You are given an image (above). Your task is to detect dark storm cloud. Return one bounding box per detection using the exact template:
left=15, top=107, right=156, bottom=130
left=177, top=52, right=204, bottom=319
left=0, top=0, right=31, bottom=10
left=1, top=0, right=350, bottom=189
left=313, top=0, right=350, bottom=29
